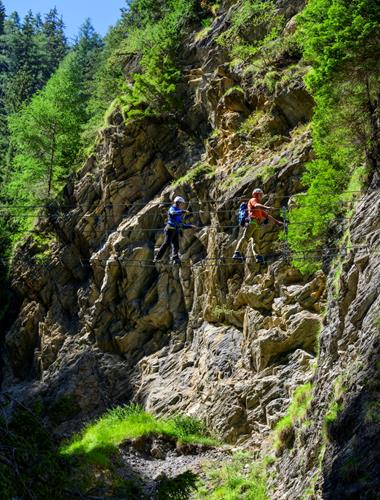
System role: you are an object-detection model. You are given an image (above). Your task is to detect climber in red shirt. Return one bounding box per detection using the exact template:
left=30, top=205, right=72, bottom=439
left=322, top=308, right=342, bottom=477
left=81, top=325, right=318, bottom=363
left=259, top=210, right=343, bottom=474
left=233, top=188, right=283, bottom=264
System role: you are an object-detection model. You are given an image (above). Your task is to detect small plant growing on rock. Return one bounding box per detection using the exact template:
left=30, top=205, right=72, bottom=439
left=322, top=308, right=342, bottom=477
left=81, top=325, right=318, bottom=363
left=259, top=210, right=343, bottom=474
left=324, top=401, right=342, bottom=440
left=273, top=382, right=313, bottom=455
left=172, top=162, right=215, bottom=187
left=323, top=376, right=345, bottom=441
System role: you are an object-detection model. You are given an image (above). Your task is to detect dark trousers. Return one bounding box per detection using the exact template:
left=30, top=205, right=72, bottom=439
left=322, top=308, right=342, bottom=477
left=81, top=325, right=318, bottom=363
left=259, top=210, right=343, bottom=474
left=156, top=228, right=180, bottom=260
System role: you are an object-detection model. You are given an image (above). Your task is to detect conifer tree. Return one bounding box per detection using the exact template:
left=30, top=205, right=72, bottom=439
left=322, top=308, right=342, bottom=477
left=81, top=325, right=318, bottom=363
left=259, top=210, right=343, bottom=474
left=41, top=8, right=68, bottom=82
left=73, top=19, right=103, bottom=102
left=6, top=22, right=103, bottom=207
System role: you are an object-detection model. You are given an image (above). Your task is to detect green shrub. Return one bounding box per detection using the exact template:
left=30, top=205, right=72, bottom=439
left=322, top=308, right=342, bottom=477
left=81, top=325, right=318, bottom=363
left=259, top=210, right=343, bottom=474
left=323, top=376, right=346, bottom=440
left=119, top=0, right=197, bottom=118
left=364, top=401, right=380, bottom=424
left=288, top=0, right=379, bottom=271
left=157, top=470, right=198, bottom=499
left=374, top=316, right=380, bottom=332
left=238, top=109, right=265, bottom=135
left=47, top=395, right=81, bottom=426
left=324, top=401, right=342, bottom=441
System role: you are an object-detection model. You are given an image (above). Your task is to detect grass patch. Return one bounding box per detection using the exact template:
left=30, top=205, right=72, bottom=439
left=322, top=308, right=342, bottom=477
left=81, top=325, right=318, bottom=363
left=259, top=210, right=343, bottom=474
left=238, top=109, right=265, bottom=137
left=223, top=85, right=244, bottom=97
left=324, top=401, right=341, bottom=432
left=274, top=383, right=313, bottom=454
left=210, top=304, right=237, bottom=324
left=195, top=451, right=269, bottom=499
left=60, top=404, right=217, bottom=465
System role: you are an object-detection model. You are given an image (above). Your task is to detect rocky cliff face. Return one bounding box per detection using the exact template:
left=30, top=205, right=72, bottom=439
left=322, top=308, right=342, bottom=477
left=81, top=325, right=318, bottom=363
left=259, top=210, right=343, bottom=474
left=271, top=190, right=380, bottom=498
left=1, top=1, right=379, bottom=498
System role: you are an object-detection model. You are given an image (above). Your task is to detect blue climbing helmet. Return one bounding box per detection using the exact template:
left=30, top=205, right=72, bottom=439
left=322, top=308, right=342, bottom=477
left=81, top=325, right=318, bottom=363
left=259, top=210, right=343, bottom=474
left=238, top=202, right=248, bottom=226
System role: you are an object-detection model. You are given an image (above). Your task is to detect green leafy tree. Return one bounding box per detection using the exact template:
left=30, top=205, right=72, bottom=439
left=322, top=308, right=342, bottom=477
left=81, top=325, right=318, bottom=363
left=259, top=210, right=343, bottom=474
left=0, top=7, right=69, bottom=185
left=287, top=0, right=380, bottom=272
left=120, top=0, right=196, bottom=117
left=0, top=1, right=7, bottom=160
left=83, top=12, right=130, bottom=142
left=7, top=52, right=86, bottom=206
left=216, top=0, right=285, bottom=65
left=6, top=20, right=102, bottom=212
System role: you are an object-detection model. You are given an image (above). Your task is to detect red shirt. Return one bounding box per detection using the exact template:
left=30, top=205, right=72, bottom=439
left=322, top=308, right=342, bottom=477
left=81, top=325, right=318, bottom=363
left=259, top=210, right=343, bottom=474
left=248, top=198, right=268, bottom=222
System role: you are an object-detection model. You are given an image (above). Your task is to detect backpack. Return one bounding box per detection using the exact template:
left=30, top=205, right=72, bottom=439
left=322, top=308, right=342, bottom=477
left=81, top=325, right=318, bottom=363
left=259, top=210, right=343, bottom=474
left=238, top=202, right=249, bottom=226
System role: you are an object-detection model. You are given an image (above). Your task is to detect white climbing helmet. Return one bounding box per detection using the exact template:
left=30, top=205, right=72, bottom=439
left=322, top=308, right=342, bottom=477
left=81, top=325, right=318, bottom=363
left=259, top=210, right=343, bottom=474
left=252, top=188, right=264, bottom=195
left=174, top=196, right=186, bottom=204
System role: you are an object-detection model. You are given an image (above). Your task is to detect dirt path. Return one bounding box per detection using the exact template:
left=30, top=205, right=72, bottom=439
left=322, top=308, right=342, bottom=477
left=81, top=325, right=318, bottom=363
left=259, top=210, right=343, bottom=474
left=116, top=436, right=231, bottom=498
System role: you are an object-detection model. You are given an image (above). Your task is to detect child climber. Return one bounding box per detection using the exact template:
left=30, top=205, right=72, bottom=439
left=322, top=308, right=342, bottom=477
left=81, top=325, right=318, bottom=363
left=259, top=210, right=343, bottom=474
left=154, top=196, right=196, bottom=264
left=232, top=188, right=283, bottom=264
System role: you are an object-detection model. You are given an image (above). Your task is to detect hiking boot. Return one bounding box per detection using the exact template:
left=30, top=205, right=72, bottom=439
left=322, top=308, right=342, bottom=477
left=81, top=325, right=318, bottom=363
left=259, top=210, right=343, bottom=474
left=255, top=255, right=265, bottom=265
left=232, top=251, right=244, bottom=262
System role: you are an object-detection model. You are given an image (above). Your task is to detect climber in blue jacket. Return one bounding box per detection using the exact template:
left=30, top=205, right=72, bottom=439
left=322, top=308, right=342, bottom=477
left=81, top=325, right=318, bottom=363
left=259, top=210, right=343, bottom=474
left=154, top=196, right=196, bottom=264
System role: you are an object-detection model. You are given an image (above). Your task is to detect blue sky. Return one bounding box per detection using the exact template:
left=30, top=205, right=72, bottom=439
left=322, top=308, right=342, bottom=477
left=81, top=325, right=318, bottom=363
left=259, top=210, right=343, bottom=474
left=3, top=0, right=127, bottom=41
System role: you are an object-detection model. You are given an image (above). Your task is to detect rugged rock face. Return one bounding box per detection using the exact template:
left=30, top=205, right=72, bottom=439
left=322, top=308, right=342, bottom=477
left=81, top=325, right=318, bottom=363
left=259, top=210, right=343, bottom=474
left=270, top=190, right=380, bottom=499
left=1, top=1, right=379, bottom=498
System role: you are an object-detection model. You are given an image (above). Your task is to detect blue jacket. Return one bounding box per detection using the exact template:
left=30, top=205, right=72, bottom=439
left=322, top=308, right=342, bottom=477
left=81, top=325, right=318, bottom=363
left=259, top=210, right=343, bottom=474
left=166, top=205, right=192, bottom=231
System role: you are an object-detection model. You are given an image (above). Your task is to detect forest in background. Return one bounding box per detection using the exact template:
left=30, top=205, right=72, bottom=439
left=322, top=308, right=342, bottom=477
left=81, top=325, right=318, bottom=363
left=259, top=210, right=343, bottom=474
left=0, top=0, right=377, bottom=268
left=0, top=0, right=378, bottom=264
left=0, top=1, right=379, bottom=498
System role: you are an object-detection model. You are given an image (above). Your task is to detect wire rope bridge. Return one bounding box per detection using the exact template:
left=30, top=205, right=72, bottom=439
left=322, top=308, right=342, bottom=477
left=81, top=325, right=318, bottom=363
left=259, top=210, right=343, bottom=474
left=1, top=189, right=378, bottom=270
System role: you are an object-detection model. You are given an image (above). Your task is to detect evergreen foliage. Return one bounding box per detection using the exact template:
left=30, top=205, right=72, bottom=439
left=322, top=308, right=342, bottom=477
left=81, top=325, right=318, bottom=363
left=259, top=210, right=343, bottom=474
left=0, top=6, right=68, bottom=180
left=0, top=4, right=71, bottom=320
left=1, top=8, right=68, bottom=115
left=120, top=0, right=196, bottom=117
left=85, top=0, right=197, bottom=131
left=287, top=0, right=380, bottom=272
left=3, top=20, right=102, bottom=237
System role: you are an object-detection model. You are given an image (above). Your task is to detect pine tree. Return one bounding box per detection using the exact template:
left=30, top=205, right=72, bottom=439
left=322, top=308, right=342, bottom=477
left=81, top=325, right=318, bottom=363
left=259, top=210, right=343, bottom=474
left=73, top=19, right=103, bottom=102
left=3, top=11, right=42, bottom=112
left=41, top=8, right=68, bottom=82
left=7, top=53, right=86, bottom=204
left=0, top=7, right=69, bottom=184
left=7, top=23, right=103, bottom=209
left=0, top=1, right=5, bottom=34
